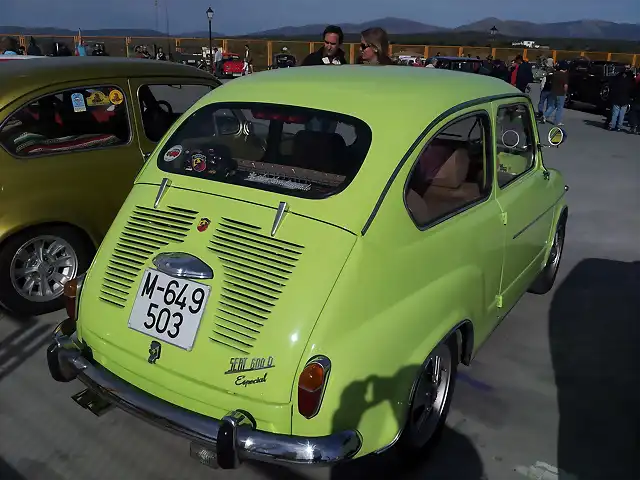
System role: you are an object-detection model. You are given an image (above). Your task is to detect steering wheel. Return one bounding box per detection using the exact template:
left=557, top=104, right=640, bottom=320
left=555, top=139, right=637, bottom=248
left=157, top=100, right=174, bottom=115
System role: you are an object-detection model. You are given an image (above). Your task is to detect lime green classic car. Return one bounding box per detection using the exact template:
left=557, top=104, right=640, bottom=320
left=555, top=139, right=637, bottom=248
left=48, top=66, right=568, bottom=470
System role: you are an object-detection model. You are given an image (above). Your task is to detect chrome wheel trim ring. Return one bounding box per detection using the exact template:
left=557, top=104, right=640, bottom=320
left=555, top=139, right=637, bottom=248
left=549, top=225, right=565, bottom=274
left=9, top=235, right=79, bottom=303
left=405, top=343, right=453, bottom=449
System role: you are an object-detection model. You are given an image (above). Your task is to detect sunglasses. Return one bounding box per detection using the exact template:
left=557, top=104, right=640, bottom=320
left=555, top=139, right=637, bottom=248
left=360, top=43, right=373, bottom=51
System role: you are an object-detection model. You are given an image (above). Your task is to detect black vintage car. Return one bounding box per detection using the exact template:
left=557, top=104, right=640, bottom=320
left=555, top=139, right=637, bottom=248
left=268, top=52, right=297, bottom=69
left=566, top=59, right=635, bottom=110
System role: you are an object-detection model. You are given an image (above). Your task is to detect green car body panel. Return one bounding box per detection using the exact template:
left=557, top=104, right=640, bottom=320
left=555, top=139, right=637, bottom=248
left=75, top=66, right=567, bottom=458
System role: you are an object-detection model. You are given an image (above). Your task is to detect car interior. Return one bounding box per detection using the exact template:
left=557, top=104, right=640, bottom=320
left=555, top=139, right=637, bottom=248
left=138, top=85, right=182, bottom=142
left=0, top=87, right=129, bottom=156
left=406, top=115, right=490, bottom=226
left=160, top=106, right=370, bottom=197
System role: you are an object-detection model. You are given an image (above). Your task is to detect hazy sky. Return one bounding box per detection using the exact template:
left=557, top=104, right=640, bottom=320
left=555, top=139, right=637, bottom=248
left=2, top=0, right=639, bottom=34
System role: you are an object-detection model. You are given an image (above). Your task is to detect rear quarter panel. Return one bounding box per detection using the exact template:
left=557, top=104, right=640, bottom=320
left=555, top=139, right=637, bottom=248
left=288, top=135, right=501, bottom=457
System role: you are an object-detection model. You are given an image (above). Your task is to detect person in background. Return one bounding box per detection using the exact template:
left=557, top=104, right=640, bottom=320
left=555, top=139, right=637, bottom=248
left=537, top=67, right=555, bottom=119
left=0, top=36, right=19, bottom=55
left=301, top=25, right=348, bottom=66
left=510, top=54, right=533, bottom=93
left=156, top=47, right=167, bottom=61
left=357, top=27, right=394, bottom=65
left=27, top=36, right=42, bottom=55
left=214, top=47, right=223, bottom=76
left=542, top=63, right=569, bottom=126
left=243, top=44, right=253, bottom=75
left=607, top=68, right=635, bottom=132
left=425, top=57, right=437, bottom=68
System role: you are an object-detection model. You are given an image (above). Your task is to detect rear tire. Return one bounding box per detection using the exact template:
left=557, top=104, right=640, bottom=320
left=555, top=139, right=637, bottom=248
left=0, top=225, right=93, bottom=316
left=396, top=336, right=459, bottom=463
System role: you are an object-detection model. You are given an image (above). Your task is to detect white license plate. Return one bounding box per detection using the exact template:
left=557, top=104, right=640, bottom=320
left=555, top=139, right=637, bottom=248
left=233, top=72, right=241, bottom=76
left=128, top=268, right=211, bottom=351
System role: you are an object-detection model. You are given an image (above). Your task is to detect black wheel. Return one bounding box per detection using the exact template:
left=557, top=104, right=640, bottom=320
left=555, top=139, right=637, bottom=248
left=529, top=218, right=566, bottom=295
left=396, top=336, right=459, bottom=462
left=0, top=226, right=94, bottom=316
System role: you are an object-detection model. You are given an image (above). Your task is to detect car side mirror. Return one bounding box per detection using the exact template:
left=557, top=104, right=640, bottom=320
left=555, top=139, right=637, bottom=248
left=547, top=127, right=566, bottom=147
left=540, top=126, right=566, bottom=149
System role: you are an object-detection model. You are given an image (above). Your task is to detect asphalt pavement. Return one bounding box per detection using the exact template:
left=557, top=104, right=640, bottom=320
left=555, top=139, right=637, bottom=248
left=1, top=83, right=639, bottom=480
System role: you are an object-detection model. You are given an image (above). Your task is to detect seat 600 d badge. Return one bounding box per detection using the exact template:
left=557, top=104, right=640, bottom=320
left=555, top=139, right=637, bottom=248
left=226, top=356, right=275, bottom=387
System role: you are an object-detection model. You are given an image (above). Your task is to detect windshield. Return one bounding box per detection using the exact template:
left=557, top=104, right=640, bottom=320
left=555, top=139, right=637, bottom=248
left=157, top=102, right=372, bottom=199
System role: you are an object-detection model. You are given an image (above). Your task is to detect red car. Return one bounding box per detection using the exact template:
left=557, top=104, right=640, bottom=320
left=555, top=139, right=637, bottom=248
left=221, top=52, right=244, bottom=78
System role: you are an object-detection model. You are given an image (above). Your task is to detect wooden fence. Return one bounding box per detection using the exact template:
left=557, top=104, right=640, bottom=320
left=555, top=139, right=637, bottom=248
left=7, top=34, right=639, bottom=70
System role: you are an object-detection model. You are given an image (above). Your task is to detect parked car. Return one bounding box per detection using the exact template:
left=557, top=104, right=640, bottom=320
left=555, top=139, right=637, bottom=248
left=429, top=56, right=484, bottom=73
left=48, top=67, right=568, bottom=471
left=220, top=52, right=244, bottom=78
left=566, top=59, right=634, bottom=110
left=0, top=57, right=221, bottom=315
left=268, top=51, right=297, bottom=69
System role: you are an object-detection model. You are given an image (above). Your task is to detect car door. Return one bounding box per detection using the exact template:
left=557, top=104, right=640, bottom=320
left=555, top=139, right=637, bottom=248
left=493, top=101, right=556, bottom=312
left=373, top=107, right=505, bottom=346
left=0, top=79, right=144, bottom=240
left=127, top=78, right=218, bottom=158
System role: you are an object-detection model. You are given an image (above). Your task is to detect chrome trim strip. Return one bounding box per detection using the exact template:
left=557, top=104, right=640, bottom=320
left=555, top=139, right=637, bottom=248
left=512, top=191, right=566, bottom=240
left=271, top=201, right=288, bottom=237
left=154, top=177, right=171, bottom=209
left=55, top=344, right=361, bottom=467
left=152, top=252, right=214, bottom=279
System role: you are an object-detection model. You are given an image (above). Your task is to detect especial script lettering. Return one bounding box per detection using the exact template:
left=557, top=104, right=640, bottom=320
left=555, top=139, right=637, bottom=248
left=235, top=372, right=268, bottom=387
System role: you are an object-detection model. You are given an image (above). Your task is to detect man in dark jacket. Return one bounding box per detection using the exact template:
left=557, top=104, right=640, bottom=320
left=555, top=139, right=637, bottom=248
left=301, top=25, right=348, bottom=66
left=607, top=69, right=635, bottom=131
left=512, top=55, right=534, bottom=92
left=26, top=36, right=42, bottom=55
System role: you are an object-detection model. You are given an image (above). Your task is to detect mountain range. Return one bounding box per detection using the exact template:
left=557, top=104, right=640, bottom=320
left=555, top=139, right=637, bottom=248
left=2, top=17, right=640, bottom=41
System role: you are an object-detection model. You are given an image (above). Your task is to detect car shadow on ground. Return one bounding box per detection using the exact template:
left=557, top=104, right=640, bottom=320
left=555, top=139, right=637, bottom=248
left=0, top=308, right=52, bottom=383
left=0, top=456, right=28, bottom=480
left=549, top=258, right=640, bottom=479
left=249, top=366, right=486, bottom=480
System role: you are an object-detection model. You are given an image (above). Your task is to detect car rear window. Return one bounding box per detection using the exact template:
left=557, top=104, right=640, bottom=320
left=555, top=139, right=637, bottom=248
left=157, top=102, right=373, bottom=199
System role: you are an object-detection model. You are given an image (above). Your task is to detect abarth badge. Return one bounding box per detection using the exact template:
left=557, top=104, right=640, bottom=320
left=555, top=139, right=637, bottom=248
left=197, top=217, right=211, bottom=232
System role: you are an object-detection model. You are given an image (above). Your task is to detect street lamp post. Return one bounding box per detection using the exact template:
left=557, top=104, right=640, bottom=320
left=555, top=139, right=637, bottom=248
left=206, top=7, right=214, bottom=74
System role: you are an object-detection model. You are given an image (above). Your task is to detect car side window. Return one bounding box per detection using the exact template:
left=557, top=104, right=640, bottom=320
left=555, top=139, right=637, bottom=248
left=405, top=112, right=492, bottom=227
left=0, top=85, right=130, bottom=157
left=138, top=84, right=214, bottom=142
left=495, top=104, right=535, bottom=188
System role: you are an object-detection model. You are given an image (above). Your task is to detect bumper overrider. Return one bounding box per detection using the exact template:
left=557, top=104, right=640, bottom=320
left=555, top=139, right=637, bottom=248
left=46, top=322, right=362, bottom=470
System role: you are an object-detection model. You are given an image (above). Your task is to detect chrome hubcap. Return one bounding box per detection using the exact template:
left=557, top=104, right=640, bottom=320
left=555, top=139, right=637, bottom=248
left=10, top=235, right=78, bottom=302
left=549, top=227, right=564, bottom=272
left=407, top=344, right=452, bottom=448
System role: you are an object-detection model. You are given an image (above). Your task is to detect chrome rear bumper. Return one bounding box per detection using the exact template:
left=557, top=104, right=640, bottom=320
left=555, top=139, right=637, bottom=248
left=47, top=328, right=361, bottom=469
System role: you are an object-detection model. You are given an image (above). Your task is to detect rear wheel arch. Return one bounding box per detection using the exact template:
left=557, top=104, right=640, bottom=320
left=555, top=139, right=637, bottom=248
left=374, top=318, right=474, bottom=455
left=0, top=221, right=98, bottom=253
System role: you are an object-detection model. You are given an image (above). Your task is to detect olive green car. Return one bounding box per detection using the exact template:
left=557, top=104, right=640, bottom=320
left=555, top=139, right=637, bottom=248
left=48, top=66, right=569, bottom=470
left=0, top=57, right=220, bottom=316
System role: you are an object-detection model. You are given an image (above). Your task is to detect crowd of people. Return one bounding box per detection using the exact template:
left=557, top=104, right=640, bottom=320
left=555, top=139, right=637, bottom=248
left=4, top=28, right=640, bottom=133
